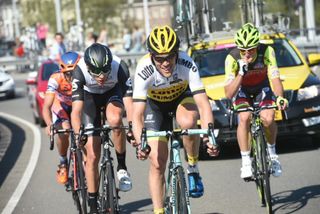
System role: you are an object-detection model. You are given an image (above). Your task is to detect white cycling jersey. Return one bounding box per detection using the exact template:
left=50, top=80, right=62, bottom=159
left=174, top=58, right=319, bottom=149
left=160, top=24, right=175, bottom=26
left=133, top=51, right=205, bottom=102
left=72, top=55, right=122, bottom=95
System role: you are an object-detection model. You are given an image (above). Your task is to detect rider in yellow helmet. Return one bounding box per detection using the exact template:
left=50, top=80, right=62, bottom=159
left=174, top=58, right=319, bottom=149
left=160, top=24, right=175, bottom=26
left=132, top=25, right=218, bottom=214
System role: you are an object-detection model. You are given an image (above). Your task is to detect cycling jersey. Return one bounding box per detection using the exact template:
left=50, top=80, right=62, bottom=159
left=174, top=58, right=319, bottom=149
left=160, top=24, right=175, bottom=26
left=72, top=55, right=132, bottom=135
left=224, top=44, right=280, bottom=87
left=46, top=72, right=72, bottom=124
left=133, top=51, right=205, bottom=102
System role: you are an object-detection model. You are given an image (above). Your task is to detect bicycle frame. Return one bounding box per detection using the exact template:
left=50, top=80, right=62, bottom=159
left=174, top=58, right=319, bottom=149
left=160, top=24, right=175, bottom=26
left=235, top=104, right=277, bottom=214
left=141, top=118, right=216, bottom=214
left=49, top=125, right=87, bottom=214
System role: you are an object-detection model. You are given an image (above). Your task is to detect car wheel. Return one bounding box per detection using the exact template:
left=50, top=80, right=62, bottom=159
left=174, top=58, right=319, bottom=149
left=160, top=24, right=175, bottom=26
left=39, top=117, right=46, bottom=127
left=6, top=90, right=15, bottom=99
left=34, top=114, right=39, bottom=124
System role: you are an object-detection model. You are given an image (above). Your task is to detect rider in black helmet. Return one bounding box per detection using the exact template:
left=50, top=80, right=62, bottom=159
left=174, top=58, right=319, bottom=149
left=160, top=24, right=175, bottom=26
left=71, top=43, right=135, bottom=214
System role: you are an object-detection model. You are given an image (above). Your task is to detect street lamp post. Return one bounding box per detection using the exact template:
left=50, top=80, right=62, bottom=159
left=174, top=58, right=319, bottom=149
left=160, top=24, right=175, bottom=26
left=54, top=0, right=63, bottom=33
left=12, top=0, right=20, bottom=38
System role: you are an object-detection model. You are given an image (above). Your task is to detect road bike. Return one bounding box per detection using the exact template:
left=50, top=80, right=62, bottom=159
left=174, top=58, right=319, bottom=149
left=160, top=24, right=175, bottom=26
left=50, top=125, right=88, bottom=214
left=80, top=107, right=131, bottom=214
left=235, top=103, right=284, bottom=214
left=140, top=112, right=217, bottom=214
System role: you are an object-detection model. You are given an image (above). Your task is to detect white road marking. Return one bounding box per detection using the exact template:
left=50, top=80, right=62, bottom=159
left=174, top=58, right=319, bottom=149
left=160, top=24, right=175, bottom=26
left=0, top=112, right=41, bottom=214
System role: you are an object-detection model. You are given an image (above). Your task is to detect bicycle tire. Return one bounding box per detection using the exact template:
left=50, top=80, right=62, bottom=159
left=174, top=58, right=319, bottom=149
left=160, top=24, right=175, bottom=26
left=99, top=163, right=119, bottom=214
left=76, top=149, right=88, bottom=214
left=166, top=166, right=190, bottom=214
left=68, top=152, right=82, bottom=213
left=258, top=130, right=272, bottom=214
left=106, top=162, right=119, bottom=214
left=252, top=138, right=266, bottom=205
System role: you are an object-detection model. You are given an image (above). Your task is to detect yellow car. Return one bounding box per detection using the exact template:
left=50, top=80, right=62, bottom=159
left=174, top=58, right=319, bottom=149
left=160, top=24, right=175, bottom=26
left=189, top=31, right=320, bottom=158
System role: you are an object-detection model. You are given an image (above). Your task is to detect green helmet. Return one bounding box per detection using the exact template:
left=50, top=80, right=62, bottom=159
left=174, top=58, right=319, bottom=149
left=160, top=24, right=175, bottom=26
left=235, top=23, right=260, bottom=49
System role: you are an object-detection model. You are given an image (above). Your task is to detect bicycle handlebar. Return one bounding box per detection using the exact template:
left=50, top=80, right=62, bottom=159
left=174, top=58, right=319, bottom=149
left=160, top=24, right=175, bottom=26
left=139, top=122, right=217, bottom=152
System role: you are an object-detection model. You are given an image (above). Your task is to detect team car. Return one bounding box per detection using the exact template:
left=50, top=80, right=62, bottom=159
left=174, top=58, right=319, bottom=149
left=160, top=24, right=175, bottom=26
left=188, top=31, right=320, bottom=158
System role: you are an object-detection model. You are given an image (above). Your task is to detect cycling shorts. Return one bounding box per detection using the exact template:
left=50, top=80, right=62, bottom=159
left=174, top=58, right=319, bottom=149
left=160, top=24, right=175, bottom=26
left=144, top=90, right=195, bottom=132
left=233, top=79, right=276, bottom=109
left=83, top=86, right=123, bottom=136
left=52, top=101, right=71, bottom=125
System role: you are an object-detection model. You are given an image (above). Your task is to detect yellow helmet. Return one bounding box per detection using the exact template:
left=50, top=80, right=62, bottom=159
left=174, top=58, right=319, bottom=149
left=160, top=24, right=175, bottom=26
left=147, top=25, right=180, bottom=54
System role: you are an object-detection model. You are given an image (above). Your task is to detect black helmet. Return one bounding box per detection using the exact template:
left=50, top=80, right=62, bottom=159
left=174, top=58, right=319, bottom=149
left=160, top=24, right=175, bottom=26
left=84, top=43, right=113, bottom=75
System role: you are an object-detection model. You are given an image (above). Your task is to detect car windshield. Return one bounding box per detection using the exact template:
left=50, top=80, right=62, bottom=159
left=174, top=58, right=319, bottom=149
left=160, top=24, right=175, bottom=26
left=271, top=39, right=303, bottom=67
left=42, top=63, right=59, bottom=80
left=192, top=38, right=303, bottom=78
left=193, top=47, right=233, bottom=78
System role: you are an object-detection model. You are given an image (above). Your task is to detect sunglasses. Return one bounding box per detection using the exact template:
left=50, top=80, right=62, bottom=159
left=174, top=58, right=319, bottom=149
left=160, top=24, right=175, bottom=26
left=88, top=67, right=110, bottom=77
left=239, top=48, right=257, bottom=54
left=152, top=52, right=177, bottom=63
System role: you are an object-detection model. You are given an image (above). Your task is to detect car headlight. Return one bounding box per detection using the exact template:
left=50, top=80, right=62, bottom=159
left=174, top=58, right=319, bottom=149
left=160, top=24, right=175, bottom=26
left=297, top=85, right=320, bottom=101
left=209, top=99, right=220, bottom=111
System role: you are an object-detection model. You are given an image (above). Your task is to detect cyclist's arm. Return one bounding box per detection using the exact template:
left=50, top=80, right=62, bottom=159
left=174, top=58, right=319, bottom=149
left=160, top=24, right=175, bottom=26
left=42, top=93, right=55, bottom=135
left=71, top=66, right=85, bottom=134
left=132, top=101, right=146, bottom=145
left=265, top=46, right=284, bottom=97
left=193, top=92, right=214, bottom=128
left=224, top=54, right=242, bottom=99
left=132, top=60, right=149, bottom=145
left=118, top=60, right=133, bottom=122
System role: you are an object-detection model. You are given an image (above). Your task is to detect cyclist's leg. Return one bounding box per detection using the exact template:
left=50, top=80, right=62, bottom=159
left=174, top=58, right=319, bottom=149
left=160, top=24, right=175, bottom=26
left=52, top=102, right=71, bottom=184
left=83, top=92, right=104, bottom=212
left=175, top=95, right=204, bottom=198
left=234, top=87, right=252, bottom=178
left=105, top=87, right=133, bottom=192
left=258, top=87, right=282, bottom=176
left=144, top=99, right=168, bottom=212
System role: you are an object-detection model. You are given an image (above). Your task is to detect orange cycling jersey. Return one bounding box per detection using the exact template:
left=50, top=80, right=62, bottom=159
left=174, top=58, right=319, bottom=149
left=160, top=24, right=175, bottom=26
left=46, top=72, right=72, bottom=123
left=224, top=44, right=280, bottom=87
left=46, top=72, right=72, bottom=106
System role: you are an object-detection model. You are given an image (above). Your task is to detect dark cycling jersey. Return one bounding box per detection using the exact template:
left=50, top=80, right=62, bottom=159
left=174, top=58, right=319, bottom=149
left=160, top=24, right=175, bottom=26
left=72, top=55, right=132, bottom=101
left=72, top=54, right=132, bottom=135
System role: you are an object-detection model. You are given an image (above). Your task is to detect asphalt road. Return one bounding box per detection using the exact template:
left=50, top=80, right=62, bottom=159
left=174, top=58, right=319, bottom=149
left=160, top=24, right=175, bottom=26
left=0, top=72, right=319, bottom=214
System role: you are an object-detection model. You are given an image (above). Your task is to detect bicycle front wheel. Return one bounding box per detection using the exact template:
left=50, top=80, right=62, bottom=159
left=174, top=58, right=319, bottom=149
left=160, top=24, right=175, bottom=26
left=258, top=130, right=272, bottom=214
left=252, top=138, right=266, bottom=205
left=76, top=149, right=88, bottom=214
left=166, top=166, right=191, bottom=214
left=99, top=162, right=119, bottom=214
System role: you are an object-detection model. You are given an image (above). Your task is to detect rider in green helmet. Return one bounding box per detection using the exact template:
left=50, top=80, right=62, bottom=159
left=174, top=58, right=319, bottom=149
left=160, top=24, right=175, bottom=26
left=224, top=23, right=288, bottom=179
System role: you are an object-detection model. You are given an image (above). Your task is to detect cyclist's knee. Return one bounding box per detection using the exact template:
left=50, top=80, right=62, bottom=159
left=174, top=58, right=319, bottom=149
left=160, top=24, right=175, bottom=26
left=177, top=115, right=197, bottom=129
left=261, top=115, right=274, bottom=127
left=238, top=112, right=251, bottom=125
left=150, top=156, right=166, bottom=173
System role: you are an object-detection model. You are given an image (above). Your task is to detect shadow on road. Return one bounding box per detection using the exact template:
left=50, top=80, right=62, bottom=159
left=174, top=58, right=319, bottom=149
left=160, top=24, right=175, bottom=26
left=273, top=185, right=320, bottom=214
left=120, top=198, right=152, bottom=213
left=0, top=116, right=25, bottom=186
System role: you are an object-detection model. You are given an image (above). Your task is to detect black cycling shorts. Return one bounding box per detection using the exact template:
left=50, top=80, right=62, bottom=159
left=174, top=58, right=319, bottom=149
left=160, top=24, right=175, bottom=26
left=83, top=86, right=123, bottom=136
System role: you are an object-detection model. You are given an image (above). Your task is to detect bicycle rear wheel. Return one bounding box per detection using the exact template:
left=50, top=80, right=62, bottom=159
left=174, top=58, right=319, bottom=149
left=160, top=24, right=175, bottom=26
left=166, top=166, right=190, bottom=214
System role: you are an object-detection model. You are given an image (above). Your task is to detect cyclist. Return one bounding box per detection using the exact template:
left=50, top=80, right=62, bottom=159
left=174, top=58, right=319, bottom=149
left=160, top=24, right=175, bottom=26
left=132, top=25, right=219, bottom=214
left=71, top=43, right=134, bottom=214
left=224, top=23, right=288, bottom=179
left=42, top=51, right=80, bottom=184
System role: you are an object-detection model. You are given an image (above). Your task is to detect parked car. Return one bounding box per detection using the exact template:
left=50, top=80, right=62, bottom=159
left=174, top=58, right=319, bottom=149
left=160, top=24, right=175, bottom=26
left=26, top=60, right=59, bottom=126
left=0, top=67, right=15, bottom=99
left=188, top=31, right=320, bottom=159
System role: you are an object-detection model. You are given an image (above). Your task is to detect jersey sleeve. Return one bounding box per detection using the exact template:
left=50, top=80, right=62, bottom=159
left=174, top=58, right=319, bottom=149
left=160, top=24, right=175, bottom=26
left=46, top=74, right=58, bottom=94
left=224, top=54, right=238, bottom=86
left=264, top=46, right=280, bottom=79
left=132, top=61, right=150, bottom=102
left=72, top=66, right=85, bottom=101
left=117, top=60, right=133, bottom=97
left=188, top=60, right=205, bottom=95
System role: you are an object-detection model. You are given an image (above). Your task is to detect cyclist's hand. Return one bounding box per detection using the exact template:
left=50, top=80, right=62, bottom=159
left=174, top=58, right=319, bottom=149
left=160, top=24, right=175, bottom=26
left=126, top=130, right=136, bottom=146
left=276, top=96, right=288, bottom=110
left=136, top=144, right=151, bottom=160
left=203, top=137, right=219, bottom=157
left=45, top=125, right=51, bottom=136
left=237, top=59, right=248, bottom=76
